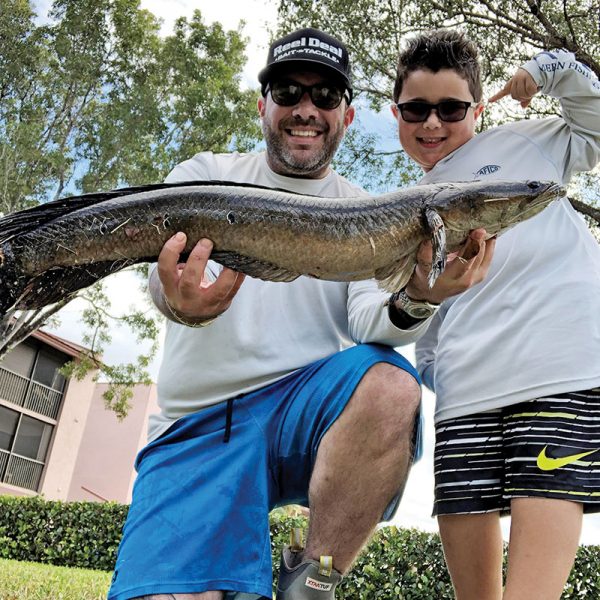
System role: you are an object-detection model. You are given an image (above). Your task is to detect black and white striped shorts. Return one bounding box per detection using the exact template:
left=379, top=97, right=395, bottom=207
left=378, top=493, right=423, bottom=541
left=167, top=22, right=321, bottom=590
left=433, top=388, right=600, bottom=516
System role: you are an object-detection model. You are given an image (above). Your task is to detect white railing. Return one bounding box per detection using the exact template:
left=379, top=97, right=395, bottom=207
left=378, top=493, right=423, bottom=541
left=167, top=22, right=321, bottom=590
left=0, top=367, right=63, bottom=420
left=0, top=449, right=9, bottom=480
left=3, top=453, right=44, bottom=491
left=24, top=381, right=63, bottom=420
left=0, top=368, right=28, bottom=408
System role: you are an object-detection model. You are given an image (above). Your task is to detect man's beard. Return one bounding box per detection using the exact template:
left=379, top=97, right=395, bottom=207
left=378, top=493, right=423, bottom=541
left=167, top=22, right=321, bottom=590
left=262, top=117, right=345, bottom=177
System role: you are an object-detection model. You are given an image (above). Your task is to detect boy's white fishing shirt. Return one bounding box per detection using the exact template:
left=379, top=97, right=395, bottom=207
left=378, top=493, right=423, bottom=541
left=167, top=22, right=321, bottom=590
left=149, top=152, right=429, bottom=442
left=416, top=50, right=600, bottom=423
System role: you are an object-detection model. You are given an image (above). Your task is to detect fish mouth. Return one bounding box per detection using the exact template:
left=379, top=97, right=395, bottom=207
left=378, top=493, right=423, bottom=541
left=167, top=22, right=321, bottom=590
left=482, top=181, right=564, bottom=228
left=516, top=181, right=564, bottom=219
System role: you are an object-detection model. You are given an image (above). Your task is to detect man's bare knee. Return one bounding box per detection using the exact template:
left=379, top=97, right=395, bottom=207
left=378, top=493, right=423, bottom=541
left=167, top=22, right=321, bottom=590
left=134, top=592, right=223, bottom=599
left=334, top=362, right=420, bottom=449
left=357, top=363, right=421, bottom=418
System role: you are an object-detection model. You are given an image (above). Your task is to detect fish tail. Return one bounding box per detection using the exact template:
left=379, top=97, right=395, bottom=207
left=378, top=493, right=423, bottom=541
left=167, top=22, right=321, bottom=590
left=0, top=246, right=24, bottom=318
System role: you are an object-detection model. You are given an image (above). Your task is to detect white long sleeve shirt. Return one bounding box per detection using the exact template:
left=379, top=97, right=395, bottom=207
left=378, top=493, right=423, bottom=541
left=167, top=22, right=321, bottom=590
left=415, top=51, right=600, bottom=424
left=149, top=152, right=430, bottom=441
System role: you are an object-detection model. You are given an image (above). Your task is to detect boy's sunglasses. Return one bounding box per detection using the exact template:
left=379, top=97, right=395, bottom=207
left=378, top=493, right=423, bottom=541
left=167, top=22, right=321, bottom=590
left=396, top=100, right=477, bottom=123
left=267, top=80, right=352, bottom=110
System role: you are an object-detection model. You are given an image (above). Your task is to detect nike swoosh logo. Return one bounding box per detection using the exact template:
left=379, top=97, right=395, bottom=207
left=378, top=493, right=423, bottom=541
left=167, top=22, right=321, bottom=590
left=536, top=445, right=598, bottom=471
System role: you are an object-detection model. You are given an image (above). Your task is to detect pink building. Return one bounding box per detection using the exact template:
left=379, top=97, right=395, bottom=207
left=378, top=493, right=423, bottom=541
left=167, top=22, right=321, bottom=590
left=0, top=329, right=158, bottom=504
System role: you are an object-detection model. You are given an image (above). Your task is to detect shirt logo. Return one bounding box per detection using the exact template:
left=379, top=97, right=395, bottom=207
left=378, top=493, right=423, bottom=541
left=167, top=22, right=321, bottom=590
left=474, top=164, right=501, bottom=176
left=305, top=577, right=333, bottom=591
left=536, top=445, right=598, bottom=471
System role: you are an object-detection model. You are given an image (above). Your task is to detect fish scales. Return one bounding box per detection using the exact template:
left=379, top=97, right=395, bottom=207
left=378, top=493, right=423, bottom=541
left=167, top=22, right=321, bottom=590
left=0, top=178, right=563, bottom=317
left=16, top=187, right=422, bottom=277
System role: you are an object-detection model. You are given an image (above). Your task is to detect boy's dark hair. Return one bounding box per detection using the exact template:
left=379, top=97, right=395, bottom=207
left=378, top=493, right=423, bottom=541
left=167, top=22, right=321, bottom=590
left=393, top=29, right=482, bottom=103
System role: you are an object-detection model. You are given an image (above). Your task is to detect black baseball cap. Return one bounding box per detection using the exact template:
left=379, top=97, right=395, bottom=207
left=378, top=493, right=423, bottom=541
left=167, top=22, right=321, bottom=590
left=258, top=27, right=352, bottom=93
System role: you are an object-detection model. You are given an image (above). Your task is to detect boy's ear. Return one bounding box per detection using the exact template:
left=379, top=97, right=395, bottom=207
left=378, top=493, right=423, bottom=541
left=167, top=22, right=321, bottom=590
left=474, top=102, right=485, bottom=121
left=390, top=103, right=399, bottom=119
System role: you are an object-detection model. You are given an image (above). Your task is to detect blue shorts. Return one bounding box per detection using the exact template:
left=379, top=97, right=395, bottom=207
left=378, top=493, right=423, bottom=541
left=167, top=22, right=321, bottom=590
left=108, top=343, right=420, bottom=600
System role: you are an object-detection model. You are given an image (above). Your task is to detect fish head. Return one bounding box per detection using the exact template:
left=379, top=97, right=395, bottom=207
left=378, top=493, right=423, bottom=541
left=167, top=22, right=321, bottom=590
left=430, top=179, right=564, bottom=248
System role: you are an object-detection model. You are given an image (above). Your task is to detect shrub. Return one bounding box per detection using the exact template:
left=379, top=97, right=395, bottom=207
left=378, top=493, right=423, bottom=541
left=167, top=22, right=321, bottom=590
left=0, top=495, right=127, bottom=571
left=1, top=496, right=599, bottom=598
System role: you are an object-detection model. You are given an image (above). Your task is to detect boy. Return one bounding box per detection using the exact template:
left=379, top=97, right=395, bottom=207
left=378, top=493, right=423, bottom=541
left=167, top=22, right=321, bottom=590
left=392, top=29, right=600, bottom=600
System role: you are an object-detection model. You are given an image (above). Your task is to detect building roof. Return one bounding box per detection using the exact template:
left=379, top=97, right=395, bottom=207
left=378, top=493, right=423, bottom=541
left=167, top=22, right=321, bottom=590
left=34, top=329, right=89, bottom=359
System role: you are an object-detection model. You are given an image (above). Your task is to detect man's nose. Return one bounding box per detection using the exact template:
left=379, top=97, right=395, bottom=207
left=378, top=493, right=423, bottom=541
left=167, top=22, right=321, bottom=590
left=292, top=91, right=320, bottom=118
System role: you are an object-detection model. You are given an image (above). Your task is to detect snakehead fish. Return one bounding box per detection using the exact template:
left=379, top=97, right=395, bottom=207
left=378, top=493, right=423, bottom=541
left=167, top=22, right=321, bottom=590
left=0, top=179, right=562, bottom=318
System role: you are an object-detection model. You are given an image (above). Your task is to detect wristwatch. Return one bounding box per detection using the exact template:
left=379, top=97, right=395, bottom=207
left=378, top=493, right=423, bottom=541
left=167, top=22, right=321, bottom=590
left=388, top=288, right=440, bottom=320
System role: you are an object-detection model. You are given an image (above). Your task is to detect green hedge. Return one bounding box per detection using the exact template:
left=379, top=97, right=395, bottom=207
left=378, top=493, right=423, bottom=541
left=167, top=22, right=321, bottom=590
left=1, top=496, right=599, bottom=599
left=0, top=495, right=127, bottom=571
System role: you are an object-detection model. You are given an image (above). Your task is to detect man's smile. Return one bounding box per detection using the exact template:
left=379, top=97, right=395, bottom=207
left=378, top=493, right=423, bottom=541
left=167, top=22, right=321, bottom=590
left=289, top=129, right=319, bottom=137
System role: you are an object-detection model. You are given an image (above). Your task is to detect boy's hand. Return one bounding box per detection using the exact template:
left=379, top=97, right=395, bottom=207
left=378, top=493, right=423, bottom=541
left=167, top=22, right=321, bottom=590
left=488, top=68, right=539, bottom=108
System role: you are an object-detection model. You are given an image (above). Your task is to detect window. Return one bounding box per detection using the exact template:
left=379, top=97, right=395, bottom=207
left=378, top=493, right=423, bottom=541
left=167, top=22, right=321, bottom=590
left=0, top=343, right=36, bottom=377
left=0, top=338, right=70, bottom=490
left=32, top=349, right=66, bottom=391
left=0, top=407, right=53, bottom=491
left=0, top=405, right=19, bottom=451
left=12, top=415, right=53, bottom=462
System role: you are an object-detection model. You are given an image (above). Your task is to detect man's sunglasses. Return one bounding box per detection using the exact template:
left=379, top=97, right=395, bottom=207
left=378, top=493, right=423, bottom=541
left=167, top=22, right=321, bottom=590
left=267, top=80, right=352, bottom=110
left=396, top=100, right=477, bottom=123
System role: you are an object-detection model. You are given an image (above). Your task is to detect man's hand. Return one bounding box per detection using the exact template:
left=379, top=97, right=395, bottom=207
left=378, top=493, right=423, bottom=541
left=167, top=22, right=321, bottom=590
left=488, top=68, right=539, bottom=109
left=404, top=229, right=496, bottom=305
left=157, top=232, right=245, bottom=321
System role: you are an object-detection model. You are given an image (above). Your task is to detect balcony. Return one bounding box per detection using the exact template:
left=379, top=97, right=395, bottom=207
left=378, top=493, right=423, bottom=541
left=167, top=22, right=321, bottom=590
left=0, top=448, right=44, bottom=491
left=0, top=366, right=63, bottom=420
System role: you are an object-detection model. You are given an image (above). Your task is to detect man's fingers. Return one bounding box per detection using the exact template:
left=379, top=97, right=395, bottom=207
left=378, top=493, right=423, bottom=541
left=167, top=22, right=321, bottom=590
left=208, top=268, right=246, bottom=301
left=157, top=232, right=187, bottom=294
left=178, top=238, right=214, bottom=295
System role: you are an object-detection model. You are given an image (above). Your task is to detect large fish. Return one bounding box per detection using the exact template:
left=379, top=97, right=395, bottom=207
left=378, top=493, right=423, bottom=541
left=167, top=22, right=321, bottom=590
left=0, top=179, right=562, bottom=318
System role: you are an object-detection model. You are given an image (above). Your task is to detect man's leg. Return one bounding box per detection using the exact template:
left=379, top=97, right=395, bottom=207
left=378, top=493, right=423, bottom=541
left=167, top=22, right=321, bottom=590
left=304, top=362, right=420, bottom=572
left=437, top=512, right=504, bottom=600
left=134, top=593, right=264, bottom=599
left=503, top=497, right=582, bottom=600
left=135, top=593, right=223, bottom=599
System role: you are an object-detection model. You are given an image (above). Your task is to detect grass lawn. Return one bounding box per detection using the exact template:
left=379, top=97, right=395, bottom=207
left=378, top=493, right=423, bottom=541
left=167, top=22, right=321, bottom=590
left=0, top=558, right=112, bottom=599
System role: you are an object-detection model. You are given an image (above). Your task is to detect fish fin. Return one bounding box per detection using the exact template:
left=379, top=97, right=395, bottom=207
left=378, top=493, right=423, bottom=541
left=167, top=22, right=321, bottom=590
left=13, top=260, right=135, bottom=312
left=375, top=256, right=416, bottom=294
left=211, top=250, right=300, bottom=282
left=0, top=180, right=308, bottom=246
left=424, top=208, right=446, bottom=288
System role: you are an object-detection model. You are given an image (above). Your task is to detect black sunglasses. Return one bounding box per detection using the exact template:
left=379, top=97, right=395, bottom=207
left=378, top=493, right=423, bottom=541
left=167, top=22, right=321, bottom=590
left=267, top=79, right=352, bottom=110
left=396, top=100, right=477, bottom=123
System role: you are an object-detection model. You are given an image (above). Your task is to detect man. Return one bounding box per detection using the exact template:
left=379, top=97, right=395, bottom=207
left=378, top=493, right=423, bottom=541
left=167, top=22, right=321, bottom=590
left=108, top=27, right=492, bottom=600
left=393, top=29, right=600, bottom=600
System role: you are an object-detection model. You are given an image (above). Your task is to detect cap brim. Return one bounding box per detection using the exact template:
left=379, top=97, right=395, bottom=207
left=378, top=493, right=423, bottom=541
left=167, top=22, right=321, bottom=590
left=258, top=59, right=350, bottom=87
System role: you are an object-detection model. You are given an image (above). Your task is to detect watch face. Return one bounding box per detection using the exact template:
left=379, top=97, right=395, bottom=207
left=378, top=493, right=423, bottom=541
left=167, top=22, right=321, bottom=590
left=409, top=305, right=435, bottom=319
left=396, top=290, right=436, bottom=319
